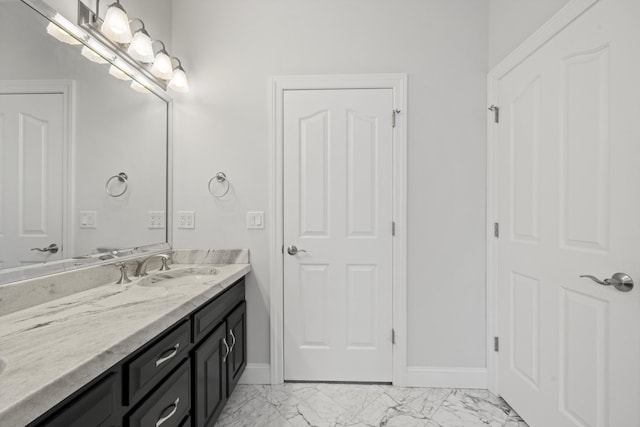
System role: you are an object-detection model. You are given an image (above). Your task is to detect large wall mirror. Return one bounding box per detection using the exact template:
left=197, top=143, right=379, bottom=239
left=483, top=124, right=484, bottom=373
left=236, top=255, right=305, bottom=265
left=0, top=0, right=171, bottom=284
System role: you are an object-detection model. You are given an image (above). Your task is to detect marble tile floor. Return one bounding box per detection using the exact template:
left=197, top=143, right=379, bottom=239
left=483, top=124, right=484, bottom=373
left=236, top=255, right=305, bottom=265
left=216, top=383, right=529, bottom=427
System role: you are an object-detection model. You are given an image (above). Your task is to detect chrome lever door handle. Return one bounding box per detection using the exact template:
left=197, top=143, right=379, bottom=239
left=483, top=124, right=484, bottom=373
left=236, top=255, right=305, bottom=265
left=580, top=273, right=634, bottom=292
left=287, top=245, right=307, bottom=256
left=30, top=243, right=59, bottom=254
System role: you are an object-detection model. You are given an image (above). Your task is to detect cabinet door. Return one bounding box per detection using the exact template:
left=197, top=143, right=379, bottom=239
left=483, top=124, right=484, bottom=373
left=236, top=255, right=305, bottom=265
left=226, top=301, right=246, bottom=396
left=37, top=373, right=119, bottom=427
left=193, top=322, right=227, bottom=427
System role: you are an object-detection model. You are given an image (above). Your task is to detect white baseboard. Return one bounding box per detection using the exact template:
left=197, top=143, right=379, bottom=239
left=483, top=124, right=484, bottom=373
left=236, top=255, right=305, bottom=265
left=238, top=363, right=271, bottom=384
left=406, top=366, right=488, bottom=389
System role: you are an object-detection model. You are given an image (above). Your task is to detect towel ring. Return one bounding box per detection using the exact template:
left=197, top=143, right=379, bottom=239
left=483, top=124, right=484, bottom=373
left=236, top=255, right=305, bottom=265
left=208, top=172, right=230, bottom=198
left=106, top=172, right=128, bottom=197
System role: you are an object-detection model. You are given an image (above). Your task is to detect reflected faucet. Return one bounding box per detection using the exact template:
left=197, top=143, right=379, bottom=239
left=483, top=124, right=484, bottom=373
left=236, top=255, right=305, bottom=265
left=134, top=254, right=171, bottom=277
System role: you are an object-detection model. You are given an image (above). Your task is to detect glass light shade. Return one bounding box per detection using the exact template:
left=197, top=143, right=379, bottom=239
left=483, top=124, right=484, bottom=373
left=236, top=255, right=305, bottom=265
left=130, top=80, right=151, bottom=94
left=81, top=46, right=108, bottom=64
left=101, top=2, right=132, bottom=44
left=46, top=22, right=81, bottom=45
left=168, top=68, right=189, bottom=93
left=109, top=65, right=131, bottom=80
left=150, top=51, right=173, bottom=80
left=127, top=30, right=154, bottom=63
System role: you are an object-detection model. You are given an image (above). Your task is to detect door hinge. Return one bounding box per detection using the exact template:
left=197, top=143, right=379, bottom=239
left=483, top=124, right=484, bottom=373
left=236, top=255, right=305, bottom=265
left=392, top=329, right=396, bottom=344
left=392, top=221, right=396, bottom=236
left=494, top=222, right=499, bottom=238
left=488, top=105, right=499, bottom=123
left=494, top=337, right=499, bottom=352
left=392, top=109, right=401, bottom=128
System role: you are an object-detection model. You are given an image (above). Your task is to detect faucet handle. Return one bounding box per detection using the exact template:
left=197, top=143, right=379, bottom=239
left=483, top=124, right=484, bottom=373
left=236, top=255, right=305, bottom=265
left=114, top=262, right=131, bottom=284
left=159, top=256, right=171, bottom=271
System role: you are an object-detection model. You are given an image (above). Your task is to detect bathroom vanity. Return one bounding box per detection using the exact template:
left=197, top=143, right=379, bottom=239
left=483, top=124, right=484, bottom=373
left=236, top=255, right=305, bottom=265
left=0, top=251, right=250, bottom=427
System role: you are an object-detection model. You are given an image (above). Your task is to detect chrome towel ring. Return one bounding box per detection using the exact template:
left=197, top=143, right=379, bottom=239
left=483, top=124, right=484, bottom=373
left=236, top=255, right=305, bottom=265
left=208, top=172, right=230, bottom=198
left=106, top=172, right=128, bottom=197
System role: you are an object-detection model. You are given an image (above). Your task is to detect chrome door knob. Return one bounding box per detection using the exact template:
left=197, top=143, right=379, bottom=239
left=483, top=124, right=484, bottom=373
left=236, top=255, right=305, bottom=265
left=580, top=272, right=634, bottom=292
left=287, top=245, right=307, bottom=256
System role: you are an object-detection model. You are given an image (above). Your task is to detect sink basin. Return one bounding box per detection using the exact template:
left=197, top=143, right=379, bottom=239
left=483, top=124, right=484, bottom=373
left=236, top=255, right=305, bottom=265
left=136, top=266, right=219, bottom=288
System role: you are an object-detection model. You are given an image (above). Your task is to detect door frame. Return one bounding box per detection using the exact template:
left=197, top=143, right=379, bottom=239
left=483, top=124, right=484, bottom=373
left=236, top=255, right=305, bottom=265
left=0, top=80, right=75, bottom=260
left=269, top=74, right=408, bottom=385
left=486, top=0, right=600, bottom=394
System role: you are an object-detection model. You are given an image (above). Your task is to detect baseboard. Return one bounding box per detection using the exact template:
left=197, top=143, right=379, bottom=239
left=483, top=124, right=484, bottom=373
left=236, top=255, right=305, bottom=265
left=406, top=366, right=488, bottom=389
left=238, top=363, right=271, bottom=384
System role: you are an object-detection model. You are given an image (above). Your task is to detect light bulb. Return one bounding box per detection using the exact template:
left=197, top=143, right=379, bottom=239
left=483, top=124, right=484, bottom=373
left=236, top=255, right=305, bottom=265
left=81, top=46, right=108, bottom=64
left=127, top=29, right=154, bottom=63
left=101, top=2, right=132, bottom=44
left=46, top=22, right=81, bottom=45
left=150, top=51, right=173, bottom=80
left=109, top=65, right=131, bottom=80
left=168, top=68, right=189, bottom=93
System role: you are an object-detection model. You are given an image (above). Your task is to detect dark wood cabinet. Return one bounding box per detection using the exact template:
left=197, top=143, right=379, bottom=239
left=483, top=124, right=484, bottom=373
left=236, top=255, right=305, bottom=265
left=30, top=277, right=247, bottom=427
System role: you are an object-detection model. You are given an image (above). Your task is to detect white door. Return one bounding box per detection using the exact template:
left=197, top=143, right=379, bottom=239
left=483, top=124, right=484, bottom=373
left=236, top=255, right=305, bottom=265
left=495, top=1, right=640, bottom=426
left=283, top=89, right=394, bottom=382
left=0, top=93, right=64, bottom=268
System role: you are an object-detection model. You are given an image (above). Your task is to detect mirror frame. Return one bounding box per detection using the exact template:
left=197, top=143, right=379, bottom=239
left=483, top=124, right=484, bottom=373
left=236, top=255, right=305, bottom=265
left=0, top=0, right=173, bottom=285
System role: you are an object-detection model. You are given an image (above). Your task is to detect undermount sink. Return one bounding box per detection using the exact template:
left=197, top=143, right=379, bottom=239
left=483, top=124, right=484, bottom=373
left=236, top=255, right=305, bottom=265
left=136, top=266, right=219, bottom=288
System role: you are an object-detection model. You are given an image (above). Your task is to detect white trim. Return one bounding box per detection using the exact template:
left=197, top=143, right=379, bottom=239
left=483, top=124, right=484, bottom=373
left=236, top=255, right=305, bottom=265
left=0, top=80, right=75, bottom=261
left=486, top=0, right=601, bottom=395
left=407, top=367, right=488, bottom=389
left=238, top=363, right=271, bottom=385
left=269, top=74, right=408, bottom=386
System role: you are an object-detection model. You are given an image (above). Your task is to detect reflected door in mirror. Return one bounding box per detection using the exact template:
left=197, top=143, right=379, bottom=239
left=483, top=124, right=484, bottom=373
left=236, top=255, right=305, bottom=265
left=0, top=93, right=64, bottom=268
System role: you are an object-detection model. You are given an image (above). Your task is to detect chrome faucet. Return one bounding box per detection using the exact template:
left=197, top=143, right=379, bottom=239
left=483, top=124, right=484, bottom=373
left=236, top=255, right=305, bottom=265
left=134, top=254, right=171, bottom=277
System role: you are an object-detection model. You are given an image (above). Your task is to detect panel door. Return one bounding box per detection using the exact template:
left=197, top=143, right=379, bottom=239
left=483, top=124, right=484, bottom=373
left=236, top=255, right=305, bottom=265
left=226, top=301, right=246, bottom=396
left=283, top=88, right=394, bottom=382
left=0, top=93, right=64, bottom=268
left=193, top=322, right=227, bottom=427
left=495, top=1, right=640, bottom=425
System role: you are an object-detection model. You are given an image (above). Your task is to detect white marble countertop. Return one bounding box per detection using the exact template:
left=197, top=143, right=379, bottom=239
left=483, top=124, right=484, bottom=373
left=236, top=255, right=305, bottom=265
left=0, top=263, right=250, bottom=427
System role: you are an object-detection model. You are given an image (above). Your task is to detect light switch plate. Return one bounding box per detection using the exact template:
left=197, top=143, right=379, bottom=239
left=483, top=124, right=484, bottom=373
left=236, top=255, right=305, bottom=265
left=79, top=211, right=97, bottom=229
left=178, top=211, right=195, bottom=229
left=147, top=211, right=165, bottom=229
left=247, top=211, right=265, bottom=229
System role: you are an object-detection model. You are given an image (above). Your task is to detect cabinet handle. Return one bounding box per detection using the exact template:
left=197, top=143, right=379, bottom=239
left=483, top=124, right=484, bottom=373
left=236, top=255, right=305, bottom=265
left=155, top=397, right=179, bottom=427
left=222, top=338, right=230, bottom=363
left=229, top=329, right=236, bottom=353
left=155, top=343, right=180, bottom=367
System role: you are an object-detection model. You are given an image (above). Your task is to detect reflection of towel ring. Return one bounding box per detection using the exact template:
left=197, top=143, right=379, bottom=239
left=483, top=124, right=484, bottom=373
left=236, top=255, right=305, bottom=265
left=208, top=172, right=230, bottom=197
left=106, top=172, right=128, bottom=197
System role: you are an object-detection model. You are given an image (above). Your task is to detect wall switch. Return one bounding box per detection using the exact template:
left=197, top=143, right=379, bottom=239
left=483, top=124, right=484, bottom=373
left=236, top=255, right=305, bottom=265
left=247, top=211, right=265, bottom=229
left=79, top=211, right=97, bottom=229
left=147, top=211, right=165, bottom=229
left=178, top=211, right=195, bottom=229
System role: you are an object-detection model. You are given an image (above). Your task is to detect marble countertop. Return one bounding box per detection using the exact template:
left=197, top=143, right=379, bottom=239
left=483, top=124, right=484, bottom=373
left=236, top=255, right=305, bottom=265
left=0, top=263, right=250, bottom=427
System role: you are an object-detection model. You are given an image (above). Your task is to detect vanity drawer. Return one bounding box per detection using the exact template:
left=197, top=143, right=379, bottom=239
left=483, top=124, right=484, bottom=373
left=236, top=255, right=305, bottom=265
left=125, top=320, right=190, bottom=405
left=192, top=279, right=244, bottom=343
left=126, top=360, right=190, bottom=427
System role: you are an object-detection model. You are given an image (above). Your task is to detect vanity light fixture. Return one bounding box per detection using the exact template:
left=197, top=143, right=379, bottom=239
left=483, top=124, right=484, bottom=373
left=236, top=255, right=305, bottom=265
left=168, top=58, right=189, bottom=93
left=127, top=19, right=154, bottom=63
left=46, top=22, right=81, bottom=45
left=101, top=0, right=132, bottom=44
left=109, top=64, right=131, bottom=80
left=130, top=80, right=151, bottom=94
left=150, top=41, right=173, bottom=80
left=81, top=45, right=108, bottom=64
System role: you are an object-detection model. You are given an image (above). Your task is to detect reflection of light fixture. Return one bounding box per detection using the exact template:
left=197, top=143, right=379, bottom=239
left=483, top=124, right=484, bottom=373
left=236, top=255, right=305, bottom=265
left=150, top=41, right=173, bottom=80
left=101, top=0, right=132, bottom=44
left=127, top=19, right=154, bottom=63
left=81, top=46, right=108, bottom=64
left=109, top=65, right=131, bottom=80
left=131, top=80, right=151, bottom=94
left=168, top=58, right=189, bottom=93
left=46, top=22, right=81, bottom=45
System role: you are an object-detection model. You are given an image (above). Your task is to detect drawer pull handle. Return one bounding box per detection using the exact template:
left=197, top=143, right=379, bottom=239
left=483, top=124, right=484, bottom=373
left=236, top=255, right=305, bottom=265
left=229, top=329, right=236, bottom=352
left=155, top=343, right=180, bottom=367
left=222, top=338, right=230, bottom=363
left=156, top=397, right=179, bottom=427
